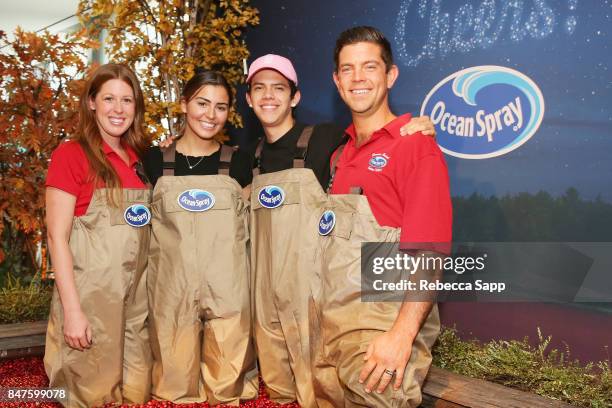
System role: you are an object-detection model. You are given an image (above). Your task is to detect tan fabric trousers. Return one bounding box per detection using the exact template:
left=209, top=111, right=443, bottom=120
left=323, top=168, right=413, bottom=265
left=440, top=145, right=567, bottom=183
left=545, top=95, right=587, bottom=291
left=310, top=194, right=440, bottom=408
left=147, top=175, right=257, bottom=405
left=44, top=189, right=152, bottom=408
left=250, top=169, right=327, bottom=407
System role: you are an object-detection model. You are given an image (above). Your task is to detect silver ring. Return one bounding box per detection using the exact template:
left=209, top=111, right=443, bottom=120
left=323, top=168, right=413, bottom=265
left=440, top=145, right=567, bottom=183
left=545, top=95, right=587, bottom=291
left=383, top=368, right=396, bottom=376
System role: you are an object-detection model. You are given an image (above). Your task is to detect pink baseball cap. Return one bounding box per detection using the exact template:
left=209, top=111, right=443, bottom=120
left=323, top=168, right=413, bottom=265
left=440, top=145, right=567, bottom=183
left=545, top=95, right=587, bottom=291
left=246, top=54, right=298, bottom=86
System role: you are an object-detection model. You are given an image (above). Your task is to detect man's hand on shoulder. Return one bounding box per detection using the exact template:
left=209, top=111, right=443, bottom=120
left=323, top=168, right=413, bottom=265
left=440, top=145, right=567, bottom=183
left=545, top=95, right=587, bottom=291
left=158, top=136, right=177, bottom=148
left=358, top=329, right=414, bottom=394
left=400, top=115, right=436, bottom=137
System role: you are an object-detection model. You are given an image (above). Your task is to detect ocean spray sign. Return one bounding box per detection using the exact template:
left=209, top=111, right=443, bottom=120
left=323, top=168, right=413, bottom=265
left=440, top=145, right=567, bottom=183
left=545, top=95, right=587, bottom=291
left=421, top=66, right=544, bottom=159
left=258, top=185, right=285, bottom=209
left=177, top=189, right=215, bottom=212
left=318, top=210, right=336, bottom=236
left=124, top=204, right=151, bottom=227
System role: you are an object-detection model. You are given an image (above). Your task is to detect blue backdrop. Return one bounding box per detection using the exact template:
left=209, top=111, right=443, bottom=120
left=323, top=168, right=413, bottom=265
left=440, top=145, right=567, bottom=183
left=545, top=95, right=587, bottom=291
left=237, top=0, right=611, bottom=203
left=235, top=0, right=612, bottom=362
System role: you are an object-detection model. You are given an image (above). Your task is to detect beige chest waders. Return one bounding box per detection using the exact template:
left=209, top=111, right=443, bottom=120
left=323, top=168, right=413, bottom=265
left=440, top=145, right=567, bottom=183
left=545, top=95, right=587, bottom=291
left=310, top=194, right=440, bottom=408
left=147, top=144, right=257, bottom=405
left=251, top=169, right=326, bottom=407
left=44, top=188, right=152, bottom=408
left=250, top=126, right=324, bottom=407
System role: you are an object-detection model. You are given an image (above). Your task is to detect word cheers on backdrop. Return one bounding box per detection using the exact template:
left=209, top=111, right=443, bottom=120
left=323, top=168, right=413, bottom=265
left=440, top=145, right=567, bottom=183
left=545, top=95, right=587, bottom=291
left=394, top=0, right=579, bottom=67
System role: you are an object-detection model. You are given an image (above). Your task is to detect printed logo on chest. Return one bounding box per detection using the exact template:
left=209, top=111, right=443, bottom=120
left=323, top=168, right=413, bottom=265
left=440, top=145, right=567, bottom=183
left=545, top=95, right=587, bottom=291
left=258, top=185, right=285, bottom=209
left=318, top=210, right=336, bottom=236
left=177, top=189, right=215, bottom=212
left=124, top=204, right=151, bottom=227
left=368, top=153, right=390, bottom=172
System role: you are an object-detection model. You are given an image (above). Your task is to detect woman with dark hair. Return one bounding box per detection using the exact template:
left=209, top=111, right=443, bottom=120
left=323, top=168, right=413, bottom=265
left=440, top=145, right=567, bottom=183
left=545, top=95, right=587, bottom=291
left=44, top=63, right=152, bottom=407
left=143, top=69, right=257, bottom=404
left=142, top=69, right=251, bottom=187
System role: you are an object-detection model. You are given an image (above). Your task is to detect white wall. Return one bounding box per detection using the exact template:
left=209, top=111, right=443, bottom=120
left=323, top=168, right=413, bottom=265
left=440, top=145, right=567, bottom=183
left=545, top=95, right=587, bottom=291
left=0, top=0, right=80, bottom=42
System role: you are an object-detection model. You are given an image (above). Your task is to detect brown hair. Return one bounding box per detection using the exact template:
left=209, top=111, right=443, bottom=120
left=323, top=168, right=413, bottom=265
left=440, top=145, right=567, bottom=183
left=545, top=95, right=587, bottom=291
left=75, top=63, right=148, bottom=206
left=334, top=26, right=394, bottom=72
left=180, top=69, right=232, bottom=142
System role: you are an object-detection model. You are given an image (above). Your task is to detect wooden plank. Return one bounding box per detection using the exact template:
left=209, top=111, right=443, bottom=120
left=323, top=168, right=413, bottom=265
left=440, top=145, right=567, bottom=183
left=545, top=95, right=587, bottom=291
left=0, top=322, right=582, bottom=408
left=420, top=394, right=467, bottom=408
left=422, top=366, right=576, bottom=408
left=0, top=344, right=45, bottom=359
left=0, top=320, right=48, bottom=338
left=0, top=334, right=46, bottom=359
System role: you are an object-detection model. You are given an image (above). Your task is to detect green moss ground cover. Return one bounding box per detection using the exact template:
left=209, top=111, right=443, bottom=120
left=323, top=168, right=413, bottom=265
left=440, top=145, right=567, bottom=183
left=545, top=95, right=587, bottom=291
left=433, top=327, right=611, bottom=407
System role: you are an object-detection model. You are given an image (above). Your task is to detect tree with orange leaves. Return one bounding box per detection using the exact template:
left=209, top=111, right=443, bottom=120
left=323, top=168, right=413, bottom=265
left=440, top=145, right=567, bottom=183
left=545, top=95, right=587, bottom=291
left=78, top=0, right=259, bottom=142
left=0, top=28, right=96, bottom=273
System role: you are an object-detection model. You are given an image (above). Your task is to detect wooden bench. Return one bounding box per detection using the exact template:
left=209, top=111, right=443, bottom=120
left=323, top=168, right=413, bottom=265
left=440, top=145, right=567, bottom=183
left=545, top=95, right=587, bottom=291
left=0, top=321, right=576, bottom=407
left=0, top=320, right=47, bottom=359
left=420, top=366, right=575, bottom=407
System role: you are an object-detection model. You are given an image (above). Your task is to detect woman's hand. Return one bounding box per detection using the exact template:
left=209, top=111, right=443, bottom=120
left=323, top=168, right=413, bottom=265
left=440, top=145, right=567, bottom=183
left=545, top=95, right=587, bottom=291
left=63, top=308, right=92, bottom=351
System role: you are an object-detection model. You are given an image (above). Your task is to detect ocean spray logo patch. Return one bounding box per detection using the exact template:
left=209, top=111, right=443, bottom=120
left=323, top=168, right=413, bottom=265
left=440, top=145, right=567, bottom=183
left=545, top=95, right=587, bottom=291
left=421, top=66, right=545, bottom=159
left=258, top=185, right=285, bottom=209
left=368, top=153, right=389, bottom=172
left=177, top=189, right=215, bottom=212
left=124, top=204, right=151, bottom=227
left=318, top=210, right=336, bottom=236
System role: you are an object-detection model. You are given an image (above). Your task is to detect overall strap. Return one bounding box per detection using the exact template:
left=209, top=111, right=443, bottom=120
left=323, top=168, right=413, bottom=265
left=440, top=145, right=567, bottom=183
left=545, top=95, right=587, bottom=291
left=218, top=144, right=235, bottom=176
left=161, top=143, right=177, bottom=176
left=252, top=137, right=265, bottom=177
left=326, top=141, right=347, bottom=193
left=292, top=125, right=314, bottom=168
left=134, top=161, right=152, bottom=187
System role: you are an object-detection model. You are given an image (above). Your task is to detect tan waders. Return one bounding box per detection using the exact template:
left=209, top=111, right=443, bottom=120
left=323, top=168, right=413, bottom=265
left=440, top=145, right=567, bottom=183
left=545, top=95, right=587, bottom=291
left=44, top=188, right=153, bottom=408
left=250, top=125, right=326, bottom=407
left=310, top=194, right=441, bottom=408
left=147, top=144, right=258, bottom=404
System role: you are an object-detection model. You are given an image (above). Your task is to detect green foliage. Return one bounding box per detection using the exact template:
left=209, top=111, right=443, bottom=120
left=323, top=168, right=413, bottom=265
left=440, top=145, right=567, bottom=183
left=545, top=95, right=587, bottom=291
left=453, top=189, right=612, bottom=241
left=433, top=327, right=612, bottom=407
left=0, top=272, right=52, bottom=324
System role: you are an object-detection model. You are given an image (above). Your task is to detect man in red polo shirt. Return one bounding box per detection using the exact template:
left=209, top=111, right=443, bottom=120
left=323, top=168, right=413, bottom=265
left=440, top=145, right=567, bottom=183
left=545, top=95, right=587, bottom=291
left=328, top=26, right=452, bottom=404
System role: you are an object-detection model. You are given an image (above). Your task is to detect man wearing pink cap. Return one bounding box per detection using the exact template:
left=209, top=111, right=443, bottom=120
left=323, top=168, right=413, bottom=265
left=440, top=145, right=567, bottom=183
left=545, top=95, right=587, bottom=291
left=246, top=53, right=436, bottom=407
left=245, top=54, right=434, bottom=190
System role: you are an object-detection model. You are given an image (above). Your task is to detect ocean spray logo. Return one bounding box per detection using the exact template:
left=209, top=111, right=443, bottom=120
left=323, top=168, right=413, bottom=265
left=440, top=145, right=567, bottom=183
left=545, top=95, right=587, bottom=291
left=421, top=66, right=545, bottom=159
left=368, top=154, right=389, bottom=172
left=258, top=185, right=285, bottom=209
left=124, top=204, right=151, bottom=227
left=318, top=210, right=336, bottom=236
left=177, top=189, right=215, bottom=212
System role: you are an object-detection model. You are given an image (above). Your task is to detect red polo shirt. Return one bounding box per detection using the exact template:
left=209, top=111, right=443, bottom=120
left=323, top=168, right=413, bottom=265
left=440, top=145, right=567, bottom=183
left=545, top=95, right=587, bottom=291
left=330, top=114, right=452, bottom=252
left=46, top=140, right=146, bottom=216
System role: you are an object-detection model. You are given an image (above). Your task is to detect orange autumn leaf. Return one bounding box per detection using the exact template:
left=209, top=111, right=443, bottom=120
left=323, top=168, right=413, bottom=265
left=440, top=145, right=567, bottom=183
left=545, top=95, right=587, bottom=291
left=77, top=0, right=259, bottom=141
